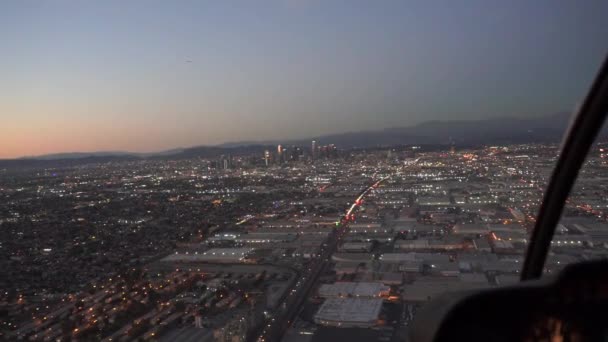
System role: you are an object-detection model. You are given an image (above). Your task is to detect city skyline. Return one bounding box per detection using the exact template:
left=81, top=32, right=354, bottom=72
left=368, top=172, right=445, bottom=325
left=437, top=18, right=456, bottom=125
left=0, top=111, right=571, bottom=160
left=2, top=1, right=608, bottom=158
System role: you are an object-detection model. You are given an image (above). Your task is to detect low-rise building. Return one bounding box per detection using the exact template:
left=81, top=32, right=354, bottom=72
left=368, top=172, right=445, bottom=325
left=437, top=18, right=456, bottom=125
left=235, top=233, right=298, bottom=244
left=314, top=298, right=383, bottom=328
left=318, top=282, right=389, bottom=298
left=339, top=242, right=373, bottom=252
left=452, top=224, right=488, bottom=235
left=161, top=248, right=255, bottom=263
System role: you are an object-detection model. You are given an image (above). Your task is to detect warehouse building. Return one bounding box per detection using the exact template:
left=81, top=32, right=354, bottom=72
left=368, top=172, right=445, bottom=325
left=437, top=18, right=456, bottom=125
left=314, top=298, right=383, bottom=328
left=318, top=282, right=389, bottom=298
left=161, top=248, right=255, bottom=263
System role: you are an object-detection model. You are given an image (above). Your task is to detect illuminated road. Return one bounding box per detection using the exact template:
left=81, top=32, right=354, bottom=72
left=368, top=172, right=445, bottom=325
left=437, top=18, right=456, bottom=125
left=346, top=178, right=387, bottom=217
left=253, top=176, right=390, bottom=342
left=236, top=214, right=255, bottom=225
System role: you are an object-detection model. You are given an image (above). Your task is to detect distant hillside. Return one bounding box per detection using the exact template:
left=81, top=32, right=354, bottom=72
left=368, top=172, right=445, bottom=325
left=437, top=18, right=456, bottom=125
left=0, top=155, right=142, bottom=169
left=220, top=112, right=575, bottom=148
left=147, top=145, right=271, bottom=160
left=19, top=151, right=136, bottom=160
left=0, top=146, right=271, bottom=169
left=1, top=112, right=582, bottom=169
left=298, top=112, right=574, bottom=148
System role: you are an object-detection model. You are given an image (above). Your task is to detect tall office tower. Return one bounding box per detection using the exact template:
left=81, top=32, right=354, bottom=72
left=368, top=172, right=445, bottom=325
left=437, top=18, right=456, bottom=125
left=283, top=147, right=289, bottom=162
left=264, top=150, right=270, bottom=166
left=292, top=146, right=303, bottom=162
left=219, top=155, right=231, bottom=170
left=311, top=140, right=317, bottom=161
left=277, top=144, right=283, bottom=164
left=329, top=144, right=338, bottom=159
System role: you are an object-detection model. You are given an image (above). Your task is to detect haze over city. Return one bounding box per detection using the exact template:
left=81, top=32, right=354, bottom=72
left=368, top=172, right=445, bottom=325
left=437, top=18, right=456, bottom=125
left=2, top=0, right=608, bottom=158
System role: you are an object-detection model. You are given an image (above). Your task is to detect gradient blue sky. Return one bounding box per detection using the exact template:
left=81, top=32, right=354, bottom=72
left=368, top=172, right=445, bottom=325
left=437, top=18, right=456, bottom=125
left=1, top=0, right=607, bottom=158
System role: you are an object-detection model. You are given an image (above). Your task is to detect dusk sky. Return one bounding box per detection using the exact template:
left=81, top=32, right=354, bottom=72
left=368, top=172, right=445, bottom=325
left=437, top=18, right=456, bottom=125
left=1, top=1, right=607, bottom=158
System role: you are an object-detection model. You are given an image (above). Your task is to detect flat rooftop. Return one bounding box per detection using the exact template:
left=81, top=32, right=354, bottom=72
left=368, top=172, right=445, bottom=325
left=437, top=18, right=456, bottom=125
left=332, top=253, right=374, bottom=262
left=314, top=298, right=383, bottom=325
left=379, top=252, right=450, bottom=263
left=161, top=248, right=254, bottom=263
left=318, top=282, right=389, bottom=298
left=402, top=276, right=492, bottom=302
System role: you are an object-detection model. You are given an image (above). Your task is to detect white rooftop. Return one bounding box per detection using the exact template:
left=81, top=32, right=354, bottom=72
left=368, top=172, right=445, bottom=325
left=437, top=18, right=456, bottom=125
left=314, top=298, right=383, bottom=325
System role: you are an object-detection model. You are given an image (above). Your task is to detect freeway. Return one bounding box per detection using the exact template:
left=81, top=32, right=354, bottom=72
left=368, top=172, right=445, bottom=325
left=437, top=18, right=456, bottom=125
left=253, top=176, right=389, bottom=342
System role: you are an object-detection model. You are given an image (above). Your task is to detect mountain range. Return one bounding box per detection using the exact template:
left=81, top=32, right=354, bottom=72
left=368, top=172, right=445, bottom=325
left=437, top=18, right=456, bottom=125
left=0, top=112, right=582, bottom=168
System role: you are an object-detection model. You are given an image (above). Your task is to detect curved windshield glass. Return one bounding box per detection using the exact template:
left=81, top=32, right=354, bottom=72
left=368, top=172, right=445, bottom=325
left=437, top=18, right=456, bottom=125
left=545, top=133, right=608, bottom=276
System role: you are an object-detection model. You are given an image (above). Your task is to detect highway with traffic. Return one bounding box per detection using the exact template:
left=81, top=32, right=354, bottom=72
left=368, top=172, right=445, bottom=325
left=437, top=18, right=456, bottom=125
left=253, top=177, right=388, bottom=342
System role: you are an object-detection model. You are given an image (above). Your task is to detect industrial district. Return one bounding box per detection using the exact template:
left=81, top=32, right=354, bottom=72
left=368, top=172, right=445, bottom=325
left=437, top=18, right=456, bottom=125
left=2, top=141, right=608, bottom=341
